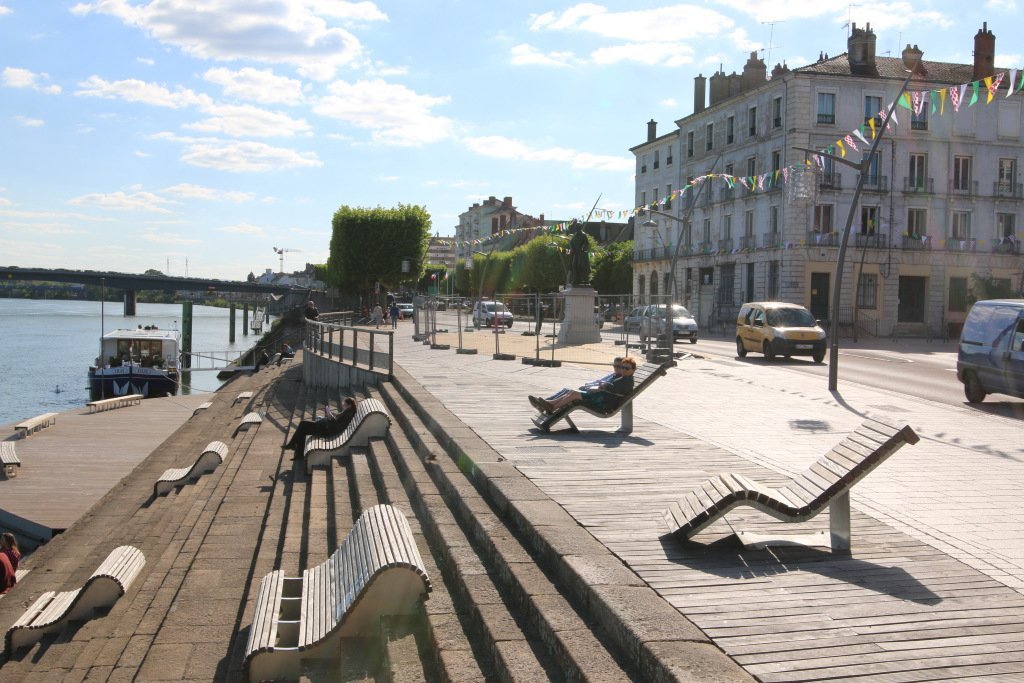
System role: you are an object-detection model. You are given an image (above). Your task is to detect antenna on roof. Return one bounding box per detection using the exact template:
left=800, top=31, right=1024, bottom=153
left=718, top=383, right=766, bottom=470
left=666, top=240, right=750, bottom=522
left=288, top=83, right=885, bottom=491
left=842, top=4, right=862, bottom=37
left=760, top=20, right=784, bottom=68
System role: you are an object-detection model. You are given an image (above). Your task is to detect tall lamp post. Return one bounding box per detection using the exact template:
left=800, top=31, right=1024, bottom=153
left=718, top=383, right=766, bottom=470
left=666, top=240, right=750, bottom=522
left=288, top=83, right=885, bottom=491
left=793, top=70, right=913, bottom=391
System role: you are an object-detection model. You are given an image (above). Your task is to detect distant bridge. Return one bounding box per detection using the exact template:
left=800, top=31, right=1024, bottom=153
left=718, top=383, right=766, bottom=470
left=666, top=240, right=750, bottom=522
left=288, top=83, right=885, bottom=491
left=1, top=266, right=308, bottom=315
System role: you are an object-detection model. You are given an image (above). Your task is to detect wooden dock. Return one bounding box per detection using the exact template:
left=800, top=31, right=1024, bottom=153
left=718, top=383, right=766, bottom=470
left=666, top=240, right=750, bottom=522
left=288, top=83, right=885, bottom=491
left=0, top=393, right=212, bottom=533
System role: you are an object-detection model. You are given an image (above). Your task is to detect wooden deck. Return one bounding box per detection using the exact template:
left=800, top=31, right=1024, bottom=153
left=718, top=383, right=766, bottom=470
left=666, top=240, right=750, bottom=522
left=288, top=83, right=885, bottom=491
left=410, top=361, right=1024, bottom=682
left=0, top=393, right=212, bottom=531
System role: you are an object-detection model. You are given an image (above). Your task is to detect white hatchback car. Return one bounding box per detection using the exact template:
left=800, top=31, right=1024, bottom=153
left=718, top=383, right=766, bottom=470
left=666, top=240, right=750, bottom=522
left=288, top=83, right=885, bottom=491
left=472, top=300, right=513, bottom=328
left=639, top=304, right=699, bottom=344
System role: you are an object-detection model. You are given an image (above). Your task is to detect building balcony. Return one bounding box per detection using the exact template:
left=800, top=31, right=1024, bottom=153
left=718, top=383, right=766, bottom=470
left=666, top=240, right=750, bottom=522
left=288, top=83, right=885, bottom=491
left=900, top=235, right=932, bottom=250
left=853, top=233, right=888, bottom=248
left=858, top=174, right=889, bottom=192
left=993, top=238, right=1021, bottom=254
left=697, top=241, right=715, bottom=254
left=719, top=185, right=735, bottom=202
left=945, top=237, right=977, bottom=252
left=950, top=180, right=979, bottom=196
left=738, top=234, right=756, bottom=250
left=633, top=246, right=673, bottom=262
left=904, top=177, right=934, bottom=193
left=718, top=238, right=734, bottom=252
left=819, top=173, right=842, bottom=190
left=807, top=231, right=839, bottom=246
left=761, top=232, right=782, bottom=248
left=993, top=182, right=1024, bottom=199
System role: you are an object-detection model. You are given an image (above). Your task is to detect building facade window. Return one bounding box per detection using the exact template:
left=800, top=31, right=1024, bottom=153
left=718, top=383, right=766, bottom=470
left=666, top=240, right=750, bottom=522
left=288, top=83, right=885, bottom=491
left=857, top=273, right=878, bottom=309
left=770, top=206, right=779, bottom=234
left=998, top=158, right=1017, bottom=191
left=768, top=260, right=779, bottom=299
left=748, top=106, right=757, bottom=137
left=723, top=214, right=732, bottom=240
left=637, top=274, right=645, bottom=298
left=951, top=211, right=971, bottom=240
left=746, top=156, right=756, bottom=177
left=744, top=211, right=754, bottom=239
left=666, top=144, right=673, bottom=165
left=640, top=191, right=646, bottom=213
left=911, top=106, right=928, bottom=131
left=817, top=92, right=836, bottom=124
left=702, top=218, right=711, bottom=244
left=864, top=95, right=883, bottom=124
left=772, top=96, right=782, bottom=128
left=771, top=150, right=781, bottom=172
left=726, top=115, right=735, bottom=144
left=640, top=154, right=647, bottom=173
left=861, top=206, right=878, bottom=234
left=653, top=149, right=660, bottom=169
left=705, top=122, right=714, bottom=151
left=997, top=212, right=1016, bottom=238
left=909, top=153, right=927, bottom=188
left=907, top=208, right=927, bottom=237
left=687, top=131, right=694, bottom=158
left=949, top=277, right=969, bottom=313
left=953, top=156, right=971, bottom=191
left=814, top=204, right=834, bottom=232
left=665, top=184, right=672, bottom=209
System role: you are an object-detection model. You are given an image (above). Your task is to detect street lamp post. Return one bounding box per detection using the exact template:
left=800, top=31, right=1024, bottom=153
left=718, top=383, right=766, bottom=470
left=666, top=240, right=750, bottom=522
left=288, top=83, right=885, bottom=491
left=794, top=70, right=913, bottom=391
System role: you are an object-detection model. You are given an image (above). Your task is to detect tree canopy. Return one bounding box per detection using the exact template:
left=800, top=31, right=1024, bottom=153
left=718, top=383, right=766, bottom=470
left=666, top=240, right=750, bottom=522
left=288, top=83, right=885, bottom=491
left=327, top=204, right=431, bottom=299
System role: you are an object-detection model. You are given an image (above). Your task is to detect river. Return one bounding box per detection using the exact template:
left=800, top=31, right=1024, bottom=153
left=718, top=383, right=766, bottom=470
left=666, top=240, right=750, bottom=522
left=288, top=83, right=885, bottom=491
left=0, top=298, right=271, bottom=427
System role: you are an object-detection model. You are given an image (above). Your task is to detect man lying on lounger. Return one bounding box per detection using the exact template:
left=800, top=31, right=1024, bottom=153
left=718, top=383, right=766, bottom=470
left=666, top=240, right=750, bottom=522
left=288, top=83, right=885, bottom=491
left=529, top=356, right=637, bottom=415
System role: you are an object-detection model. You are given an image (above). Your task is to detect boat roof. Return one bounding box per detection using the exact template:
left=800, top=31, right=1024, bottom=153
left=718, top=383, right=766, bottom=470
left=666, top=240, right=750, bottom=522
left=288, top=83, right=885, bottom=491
left=102, top=328, right=179, bottom=341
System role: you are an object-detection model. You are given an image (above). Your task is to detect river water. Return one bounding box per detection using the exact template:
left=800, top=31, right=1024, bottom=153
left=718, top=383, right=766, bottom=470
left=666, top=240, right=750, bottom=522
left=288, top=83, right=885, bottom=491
left=0, top=298, right=268, bottom=426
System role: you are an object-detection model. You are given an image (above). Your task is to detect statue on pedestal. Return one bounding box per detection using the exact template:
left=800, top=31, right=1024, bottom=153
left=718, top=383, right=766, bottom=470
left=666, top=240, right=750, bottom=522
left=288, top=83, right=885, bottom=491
left=566, top=220, right=590, bottom=287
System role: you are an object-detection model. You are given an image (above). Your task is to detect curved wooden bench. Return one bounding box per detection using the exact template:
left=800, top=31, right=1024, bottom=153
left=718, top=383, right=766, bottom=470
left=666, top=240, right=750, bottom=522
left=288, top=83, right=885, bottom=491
left=4, top=545, right=145, bottom=656
left=14, top=413, right=57, bottom=439
left=1, top=442, right=20, bottom=479
left=663, top=418, right=920, bottom=550
left=192, top=401, right=213, bottom=417
left=233, top=412, right=264, bottom=436
left=154, top=441, right=229, bottom=496
left=244, top=504, right=430, bottom=682
left=86, top=394, right=143, bottom=413
left=234, top=391, right=254, bottom=405
left=302, top=398, right=392, bottom=474
left=531, top=360, right=674, bottom=434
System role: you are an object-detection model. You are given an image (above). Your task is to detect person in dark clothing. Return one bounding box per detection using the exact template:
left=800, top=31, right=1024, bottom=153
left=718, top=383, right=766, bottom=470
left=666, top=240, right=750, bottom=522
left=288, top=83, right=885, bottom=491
left=305, top=300, right=320, bottom=320
left=277, top=342, right=295, bottom=366
left=285, top=397, right=358, bottom=458
left=529, top=356, right=637, bottom=414
left=253, top=349, right=271, bottom=372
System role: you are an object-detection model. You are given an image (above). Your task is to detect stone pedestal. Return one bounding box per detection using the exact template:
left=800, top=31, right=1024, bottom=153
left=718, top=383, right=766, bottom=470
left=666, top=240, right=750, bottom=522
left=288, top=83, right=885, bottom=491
left=557, top=286, right=601, bottom=345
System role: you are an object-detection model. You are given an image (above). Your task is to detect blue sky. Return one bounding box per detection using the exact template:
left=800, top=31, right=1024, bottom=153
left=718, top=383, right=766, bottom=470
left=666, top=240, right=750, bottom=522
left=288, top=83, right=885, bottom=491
left=1, top=1, right=1020, bottom=280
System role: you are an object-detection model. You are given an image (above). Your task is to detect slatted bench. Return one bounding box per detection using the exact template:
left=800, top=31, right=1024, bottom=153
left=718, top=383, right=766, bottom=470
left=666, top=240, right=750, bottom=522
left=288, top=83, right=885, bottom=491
left=86, top=394, right=143, bottom=413
left=233, top=412, right=264, bottom=436
left=1, top=442, right=20, bottom=479
left=244, top=505, right=430, bottom=682
left=663, top=417, right=920, bottom=551
left=531, top=360, right=674, bottom=434
left=4, top=545, right=145, bottom=655
left=192, top=401, right=213, bottom=416
left=302, top=398, right=392, bottom=474
left=153, top=441, right=229, bottom=496
left=234, top=391, right=254, bottom=405
left=14, top=413, right=58, bottom=439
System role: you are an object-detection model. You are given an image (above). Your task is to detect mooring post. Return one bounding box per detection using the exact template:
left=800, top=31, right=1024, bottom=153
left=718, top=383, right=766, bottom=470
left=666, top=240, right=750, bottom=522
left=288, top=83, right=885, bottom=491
left=229, top=304, right=236, bottom=343
left=242, top=303, right=249, bottom=336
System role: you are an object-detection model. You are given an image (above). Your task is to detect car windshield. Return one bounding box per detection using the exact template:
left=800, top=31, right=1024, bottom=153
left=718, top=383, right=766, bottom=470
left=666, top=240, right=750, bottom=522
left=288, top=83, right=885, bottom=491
left=652, top=305, right=691, bottom=318
left=767, top=307, right=816, bottom=327
left=484, top=303, right=507, bottom=313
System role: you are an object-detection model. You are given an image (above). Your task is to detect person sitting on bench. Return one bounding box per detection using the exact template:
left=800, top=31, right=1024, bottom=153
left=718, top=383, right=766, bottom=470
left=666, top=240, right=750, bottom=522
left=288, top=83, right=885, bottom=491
left=285, top=397, right=358, bottom=458
left=529, top=356, right=637, bottom=415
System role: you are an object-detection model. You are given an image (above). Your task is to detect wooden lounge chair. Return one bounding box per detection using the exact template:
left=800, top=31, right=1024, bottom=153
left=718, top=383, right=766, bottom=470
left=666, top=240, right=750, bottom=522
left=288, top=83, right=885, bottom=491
left=662, top=417, right=920, bottom=550
left=531, top=360, right=674, bottom=434
left=154, top=441, right=229, bottom=496
left=233, top=412, right=264, bottom=436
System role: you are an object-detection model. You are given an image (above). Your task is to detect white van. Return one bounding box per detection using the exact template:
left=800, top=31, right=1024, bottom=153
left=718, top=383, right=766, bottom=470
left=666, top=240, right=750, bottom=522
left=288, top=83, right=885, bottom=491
left=472, top=300, right=513, bottom=328
left=957, top=299, right=1024, bottom=402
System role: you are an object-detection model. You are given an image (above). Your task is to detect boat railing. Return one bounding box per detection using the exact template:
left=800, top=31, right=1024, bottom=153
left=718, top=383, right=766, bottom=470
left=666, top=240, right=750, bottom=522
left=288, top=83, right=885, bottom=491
left=179, top=350, right=248, bottom=372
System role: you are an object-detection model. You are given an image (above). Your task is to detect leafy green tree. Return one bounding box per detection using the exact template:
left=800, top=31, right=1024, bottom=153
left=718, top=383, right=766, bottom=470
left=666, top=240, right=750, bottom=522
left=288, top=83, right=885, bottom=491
left=327, top=204, right=431, bottom=301
left=514, top=235, right=566, bottom=293
left=590, top=241, right=633, bottom=294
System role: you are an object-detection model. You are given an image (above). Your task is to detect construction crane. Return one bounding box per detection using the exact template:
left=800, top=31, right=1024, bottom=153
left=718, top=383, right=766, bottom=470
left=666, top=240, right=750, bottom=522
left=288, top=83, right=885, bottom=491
left=272, top=246, right=300, bottom=274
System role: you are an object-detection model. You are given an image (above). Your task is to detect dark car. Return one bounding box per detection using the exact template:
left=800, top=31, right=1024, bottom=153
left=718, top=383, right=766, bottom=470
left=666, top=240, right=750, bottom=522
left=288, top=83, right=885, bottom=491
left=957, top=299, right=1024, bottom=402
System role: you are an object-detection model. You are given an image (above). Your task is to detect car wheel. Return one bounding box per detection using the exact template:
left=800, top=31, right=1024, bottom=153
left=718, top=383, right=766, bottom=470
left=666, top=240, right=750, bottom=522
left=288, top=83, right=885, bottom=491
left=964, top=372, right=986, bottom=403
left=762, top=340, right=775, bottom=361
left=690, top=337, right=697, bottom=344
left=736, top=337, right=747, bottom=357
left=505, top=320, right=513, bottom=328
left=812, top=350, right=825, bottom=363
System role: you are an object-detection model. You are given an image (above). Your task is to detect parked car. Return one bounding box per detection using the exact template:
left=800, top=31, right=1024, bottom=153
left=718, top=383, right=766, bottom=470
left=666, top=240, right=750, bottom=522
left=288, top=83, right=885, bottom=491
left=735, top=301, right=826, bottom=362
left=624, top=306, right=646, bottom=333
left=472, top=300, right=514, bottom=328
left=638, top=304, right=699, bottom=343
left=594, top=306, right=605, bottom=329
left=957, top=298, right=1024, bottom=403
left=397, top=303, right=414, bottom=319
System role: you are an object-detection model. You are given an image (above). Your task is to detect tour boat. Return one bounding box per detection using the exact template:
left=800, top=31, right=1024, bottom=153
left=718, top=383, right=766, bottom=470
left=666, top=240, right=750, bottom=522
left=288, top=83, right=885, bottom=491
left=88, top=327, right=180, bottom=399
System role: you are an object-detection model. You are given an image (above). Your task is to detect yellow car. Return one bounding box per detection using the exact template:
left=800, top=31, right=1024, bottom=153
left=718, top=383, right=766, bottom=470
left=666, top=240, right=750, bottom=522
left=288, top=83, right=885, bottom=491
left=736, top=302, right=827, bottom=363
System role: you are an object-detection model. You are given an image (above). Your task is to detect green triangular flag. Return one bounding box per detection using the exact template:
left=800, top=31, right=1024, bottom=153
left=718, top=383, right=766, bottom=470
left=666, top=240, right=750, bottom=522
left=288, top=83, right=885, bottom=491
left=969, top=81, right=979, bottom=106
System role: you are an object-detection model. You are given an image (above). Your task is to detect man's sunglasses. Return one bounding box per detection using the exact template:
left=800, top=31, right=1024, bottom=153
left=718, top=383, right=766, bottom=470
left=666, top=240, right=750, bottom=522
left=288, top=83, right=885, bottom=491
left=614, top=364, right=635, bottom=370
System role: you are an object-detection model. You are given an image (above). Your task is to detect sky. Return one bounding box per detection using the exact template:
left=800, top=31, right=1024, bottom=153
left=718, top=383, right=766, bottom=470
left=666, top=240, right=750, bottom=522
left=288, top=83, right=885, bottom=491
left=1, top=1, right=1021, bottom=280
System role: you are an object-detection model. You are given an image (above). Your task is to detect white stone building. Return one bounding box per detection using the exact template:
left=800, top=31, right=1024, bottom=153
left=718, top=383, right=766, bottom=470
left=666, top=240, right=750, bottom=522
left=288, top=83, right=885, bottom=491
left=631, top=23, right=1022, bottom=338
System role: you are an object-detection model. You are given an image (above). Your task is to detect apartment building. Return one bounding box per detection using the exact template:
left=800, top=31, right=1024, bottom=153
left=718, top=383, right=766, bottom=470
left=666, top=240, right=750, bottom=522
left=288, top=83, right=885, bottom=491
left=631, top=23, right=1022, bottom=338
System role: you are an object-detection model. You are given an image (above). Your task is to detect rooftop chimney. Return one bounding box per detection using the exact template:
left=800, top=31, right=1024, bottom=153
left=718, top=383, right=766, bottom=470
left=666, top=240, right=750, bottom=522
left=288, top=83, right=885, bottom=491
left=694, top=74, right=706, bottom=113
left=771, top=62, right=790, bottom=79
left=902, top=44, right=924, bottom=74
left=709, top=70, right=728, bottom=106
left=647, top=119, right=657, bottom=142
left=740, top=51, right=767, bottom=92
left=973, top=22, right=995, bottom=80
left=847, top=22, right=878, bottom=76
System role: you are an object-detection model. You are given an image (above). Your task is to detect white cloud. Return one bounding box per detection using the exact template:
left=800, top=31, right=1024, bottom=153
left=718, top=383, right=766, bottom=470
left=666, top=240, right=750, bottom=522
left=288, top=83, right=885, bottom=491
left=0, top=5, right=11, bottom=16
left=2, top=67, right=62, bottom=94
left=13, top=115, right=44, bottom=127
left=217, top=221, right=264, bottom=234
left=136, top=57, right=155, bottom=65
left=985, top=0, right=1017, bottom=9
left=185, top=103, right=312, bottom=138
left=161, top=183, right=256, bottom=202
left=845, top=2, right=952, bottom=31
left=378, top=175, right=399, bottom=181
left=0, top=222, right=86, bottom=235
left=134, top=150, right=150, bottom=157
left=75, top=75, right=212, bottom=108
left=68, top=190, right=176, bottom=213
left=0, top=207, right=115, bottom=222
left=70, top=0, right=387, bottom=81
left=313, top=79, right=453, bottom=146
left=510, top=44, right=576, bottom=67
left=464, top=135, right=632, bottom=172
left=0, top=197, right=10, bottom=206
left=142, top=231, right=200, bottom=245
left=203, top=67, right=304, bottom=105
left=152, top=134, right=323, bottom=172
left=364, top=61, right=408, bottom=77
left=713, top=0, right=846, bottom=23
left=591, top=42, right=693, bottom=67
left=996, top=54, right=1022, bottom=67
left=660, top=97, right=679, bottom=108
left=531, top=4, right=734, bottom=42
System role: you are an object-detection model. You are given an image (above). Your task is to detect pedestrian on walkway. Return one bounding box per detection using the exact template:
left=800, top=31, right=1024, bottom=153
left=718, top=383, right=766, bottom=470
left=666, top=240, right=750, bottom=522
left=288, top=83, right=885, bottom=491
left=372, top=304, right=383, bottom=328
left=390, top=302, right=400, bottom=328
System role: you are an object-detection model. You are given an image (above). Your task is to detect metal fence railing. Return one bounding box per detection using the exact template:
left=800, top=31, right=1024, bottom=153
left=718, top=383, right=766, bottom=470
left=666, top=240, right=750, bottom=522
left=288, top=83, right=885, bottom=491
left=306, top=314, right=394, bottom=377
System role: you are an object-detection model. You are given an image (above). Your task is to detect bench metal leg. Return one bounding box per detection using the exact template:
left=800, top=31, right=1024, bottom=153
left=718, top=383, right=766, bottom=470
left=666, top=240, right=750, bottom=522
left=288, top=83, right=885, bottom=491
left=617, top=403, right=633, bottom=434
left=829, top=491, right=851, bottom=551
